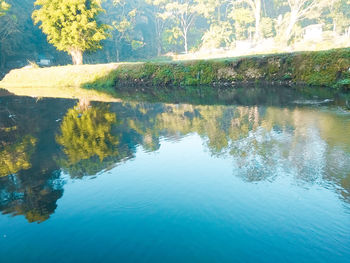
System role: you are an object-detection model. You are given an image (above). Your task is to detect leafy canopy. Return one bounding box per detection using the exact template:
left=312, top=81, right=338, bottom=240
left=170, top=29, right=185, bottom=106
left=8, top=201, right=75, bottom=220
left=32, top=0, right=109, bottom=53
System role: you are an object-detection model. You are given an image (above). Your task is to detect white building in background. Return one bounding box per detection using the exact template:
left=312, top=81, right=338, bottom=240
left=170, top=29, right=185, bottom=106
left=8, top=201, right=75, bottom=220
left=304, top=24, right=323, bottom=42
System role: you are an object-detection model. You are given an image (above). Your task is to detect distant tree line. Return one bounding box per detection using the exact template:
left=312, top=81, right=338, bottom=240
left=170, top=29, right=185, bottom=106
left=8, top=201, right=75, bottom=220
left=0, top=0, right=350, bottom=67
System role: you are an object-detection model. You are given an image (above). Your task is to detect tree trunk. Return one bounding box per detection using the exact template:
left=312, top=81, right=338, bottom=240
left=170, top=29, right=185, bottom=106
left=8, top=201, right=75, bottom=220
left=157, top=31, right=162, bottom=56
left=78, top=97, right=91, bottom=111
left=183, top=29, right=188, bottom=54
left=116, top=49, right=120, bottom=62
left=70, top=48, right=83, bottom=65
left=157, top=41, right=162, bottom=57
left=254, top=0, right=261, bottom=41
left=284, top=9, right=298, bottom=43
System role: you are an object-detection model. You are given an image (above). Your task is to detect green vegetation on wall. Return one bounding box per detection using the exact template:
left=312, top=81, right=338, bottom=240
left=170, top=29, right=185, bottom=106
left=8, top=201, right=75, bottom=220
left=82, top=48, right=350, bottom=90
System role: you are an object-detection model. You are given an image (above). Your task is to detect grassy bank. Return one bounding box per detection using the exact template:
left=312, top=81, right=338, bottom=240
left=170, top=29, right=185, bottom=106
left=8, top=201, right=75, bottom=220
left=0, top=63, right=123, bottom=101
left=1, top=48, right=349, bottom=100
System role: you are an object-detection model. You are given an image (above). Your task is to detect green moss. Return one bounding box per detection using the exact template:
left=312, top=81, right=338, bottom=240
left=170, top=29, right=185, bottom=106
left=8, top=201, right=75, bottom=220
left=292, top=49, right=350, bottom=87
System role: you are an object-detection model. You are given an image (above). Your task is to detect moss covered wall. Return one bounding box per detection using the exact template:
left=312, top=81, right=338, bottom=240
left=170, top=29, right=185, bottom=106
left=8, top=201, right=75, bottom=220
left=89, top=48, right=349, bottom=90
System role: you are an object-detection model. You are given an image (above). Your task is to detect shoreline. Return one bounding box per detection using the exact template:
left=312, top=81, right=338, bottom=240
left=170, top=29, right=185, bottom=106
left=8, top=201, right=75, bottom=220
left=0, top=48, right=349, bottom=100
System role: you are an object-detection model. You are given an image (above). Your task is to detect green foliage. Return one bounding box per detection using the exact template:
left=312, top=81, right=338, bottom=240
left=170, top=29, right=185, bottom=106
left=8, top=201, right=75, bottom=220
left=335, top=78, right=350, bottom=89
left=106, top=59, right=222, bottom=86
left=56, top=103, right=119, bottom=165
left=0, top=135, right=37, bottom=177
left=201, top=22, right=233, bottom=49
left=229, top=7, right=255, bottom=40
left=292, top=48, right=350, bottom=86
left=32, top=0, right=109, bottom=63
left=260, top=17, right=275, bottom=38
left=322, top=0, right=350, bottom=34
left=131, top=40, right=144, bottom=50
left=107, top=0, right=145, bottom=60
left=159, top=0, right=202, bottom=53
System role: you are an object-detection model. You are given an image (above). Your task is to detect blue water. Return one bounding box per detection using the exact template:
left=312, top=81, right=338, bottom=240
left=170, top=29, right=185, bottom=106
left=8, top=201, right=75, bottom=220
left=0, top=88, right=350, bottom=262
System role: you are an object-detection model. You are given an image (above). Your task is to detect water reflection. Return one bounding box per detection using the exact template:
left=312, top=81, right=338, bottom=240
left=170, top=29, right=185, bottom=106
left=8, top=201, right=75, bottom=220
left=56, top=104, right=120, bottom=178
left=0, top=97, right=73, bottom=222
left=0, top=88, right=350, bottom=223
left=0, top=135, right=36, bottom=177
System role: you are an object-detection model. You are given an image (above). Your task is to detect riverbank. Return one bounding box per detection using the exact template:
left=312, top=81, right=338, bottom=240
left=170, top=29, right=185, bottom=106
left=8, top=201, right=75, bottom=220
left=0, top=64, right=122, bottom=101
left=0, top=48, right=349, bottom=99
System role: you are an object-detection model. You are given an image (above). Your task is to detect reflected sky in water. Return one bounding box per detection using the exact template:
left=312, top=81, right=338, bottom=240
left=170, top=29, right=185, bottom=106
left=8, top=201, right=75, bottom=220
left=0, top=87, right=350, bottom=262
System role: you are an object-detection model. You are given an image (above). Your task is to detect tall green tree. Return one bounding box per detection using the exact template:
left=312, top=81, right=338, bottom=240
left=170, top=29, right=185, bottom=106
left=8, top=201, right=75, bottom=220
left=32, top=0, right=109, bottom=65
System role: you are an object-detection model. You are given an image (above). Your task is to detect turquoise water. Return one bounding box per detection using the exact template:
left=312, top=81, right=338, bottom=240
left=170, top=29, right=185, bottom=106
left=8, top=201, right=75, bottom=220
left=0, top=87, right=350, bottom=262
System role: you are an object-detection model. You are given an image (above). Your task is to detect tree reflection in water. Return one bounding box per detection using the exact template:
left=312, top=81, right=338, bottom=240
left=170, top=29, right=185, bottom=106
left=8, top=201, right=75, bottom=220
left=56, top=103, right=121, bottom=178
left=0, top=135, right=37, bottom=178
left=135, top=103, right=350, bottom=201
left=0, top=97, right=70, bottom=222
left=0, top=92, right=350, bottom=222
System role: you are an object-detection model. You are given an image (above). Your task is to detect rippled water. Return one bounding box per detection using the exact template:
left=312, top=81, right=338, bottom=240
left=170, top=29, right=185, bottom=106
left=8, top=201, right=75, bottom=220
left=0, top=86, right=350, bottom=262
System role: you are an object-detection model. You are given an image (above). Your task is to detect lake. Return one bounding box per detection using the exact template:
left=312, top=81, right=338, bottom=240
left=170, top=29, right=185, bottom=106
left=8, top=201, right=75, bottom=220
left=0, top=86, right=350, bottom=263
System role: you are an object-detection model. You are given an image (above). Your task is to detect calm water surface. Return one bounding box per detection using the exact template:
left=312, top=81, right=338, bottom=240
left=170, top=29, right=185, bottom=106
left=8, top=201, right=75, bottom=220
left=0, top=86, right=350, bottom=262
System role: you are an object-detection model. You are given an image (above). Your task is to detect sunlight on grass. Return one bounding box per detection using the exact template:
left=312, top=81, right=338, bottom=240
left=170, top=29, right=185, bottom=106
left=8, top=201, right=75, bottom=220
left=0, top=63, right=125, bottom=101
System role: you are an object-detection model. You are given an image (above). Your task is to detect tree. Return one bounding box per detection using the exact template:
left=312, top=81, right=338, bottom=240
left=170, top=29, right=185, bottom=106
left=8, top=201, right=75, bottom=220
left=201, top=22, right=233, bottom=49
left=260, top=17, right=275, bottom=38
left=0, top=0, right=10, bottom=16
left=278, top=0, right=329, bottom=43
left=233, top=0, right=262, bottom=40
left=199, top=0, right=234, bottom=49
left=198, top=0, right=230, bottom=24
left=162, top=0, right=201, bottom=53
left=32, top=0, right=109, bottom=65
left=145, top=0, right=169, bottom=56
left=325, top=0, right=350, bottom=34
left=108, top=0, right=143, bottom=61
left=229, top=7, right=255, bottom=40
left=0, top=14, right=20, bottom=69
